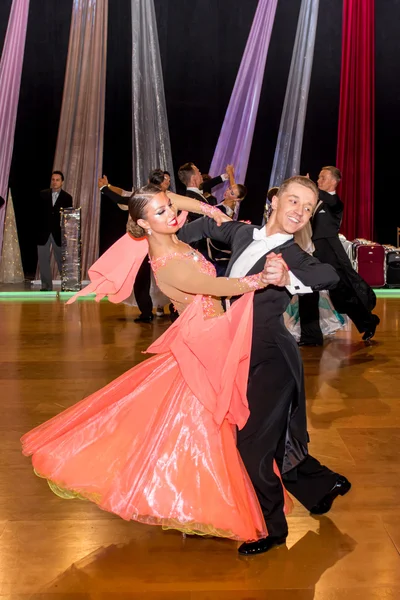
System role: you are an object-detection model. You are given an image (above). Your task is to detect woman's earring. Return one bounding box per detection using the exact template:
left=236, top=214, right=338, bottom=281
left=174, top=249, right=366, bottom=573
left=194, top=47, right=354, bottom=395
left=146, top=228, right=152, bottom=236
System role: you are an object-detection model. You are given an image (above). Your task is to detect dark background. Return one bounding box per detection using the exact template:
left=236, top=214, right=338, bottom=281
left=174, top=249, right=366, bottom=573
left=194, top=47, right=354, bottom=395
left=0, top=0, right=398, bottom=276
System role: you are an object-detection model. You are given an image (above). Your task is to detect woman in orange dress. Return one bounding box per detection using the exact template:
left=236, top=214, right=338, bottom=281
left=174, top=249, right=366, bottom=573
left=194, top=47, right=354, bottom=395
left=21, top=185, right=290, bottom=543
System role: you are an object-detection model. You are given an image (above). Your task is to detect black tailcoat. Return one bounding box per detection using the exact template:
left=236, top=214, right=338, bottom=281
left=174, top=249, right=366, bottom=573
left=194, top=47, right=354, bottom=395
left=179, top=219, right=339, bottom=474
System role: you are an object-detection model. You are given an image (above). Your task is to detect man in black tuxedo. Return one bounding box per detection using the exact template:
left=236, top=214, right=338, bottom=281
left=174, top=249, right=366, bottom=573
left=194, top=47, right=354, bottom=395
left=37, top=171, right=73, bottom=290
left=298, top=166, right=379, bottom=345
left=177, top=162, right=231, bottom=264
left=179, top=176, right=351, bottom=555
left=177, top=162, right=229, bottom=222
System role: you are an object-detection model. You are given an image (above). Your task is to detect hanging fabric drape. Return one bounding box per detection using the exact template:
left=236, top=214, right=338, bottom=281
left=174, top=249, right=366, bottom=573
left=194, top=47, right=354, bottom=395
left=0, top=0, right=30, bottom=257
left=209, top=0, right=278, bottom=203
left=131, top=0, right=175, bottom=190
left=336, top=0, right=375, bottom=240
left=0, top=190, right=24, bottom=283
left=268, top=0, right=320, bottom=188
left=52, top=0, right=108, bottom=276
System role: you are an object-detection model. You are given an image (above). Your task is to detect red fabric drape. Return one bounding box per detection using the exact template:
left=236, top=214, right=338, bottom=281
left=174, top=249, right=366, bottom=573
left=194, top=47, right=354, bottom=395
left=336, top=0, right=375, bottom=240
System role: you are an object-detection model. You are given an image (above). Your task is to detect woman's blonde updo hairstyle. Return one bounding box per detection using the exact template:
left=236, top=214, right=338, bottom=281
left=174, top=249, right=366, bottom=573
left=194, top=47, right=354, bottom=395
left=127, top=184, right=162, bottom=237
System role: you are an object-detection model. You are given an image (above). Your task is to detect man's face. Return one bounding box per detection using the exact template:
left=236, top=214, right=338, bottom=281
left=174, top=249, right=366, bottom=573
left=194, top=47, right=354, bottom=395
left=191, top=165, right=203, bottom=188
left=317, top=169, right=337, bottom=193
left=51, top=174, right=63, bottom=191
left=271, top=182, right=317, bottom=234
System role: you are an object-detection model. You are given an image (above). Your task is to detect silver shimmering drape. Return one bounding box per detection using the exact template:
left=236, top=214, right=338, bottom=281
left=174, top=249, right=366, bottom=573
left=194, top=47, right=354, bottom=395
left=53, top=0, right=108, bottom=276
left=61, top=208, right=82, bottom=291
left=268, top=0, right=320, bottom=188
left=131, top=0, right=175, bottom=189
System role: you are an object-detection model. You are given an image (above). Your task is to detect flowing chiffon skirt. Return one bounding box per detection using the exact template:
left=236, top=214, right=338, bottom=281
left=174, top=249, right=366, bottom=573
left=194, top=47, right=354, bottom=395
left=285, top=291, right=348, bottom=341
left=21, top=295, right=269, bottom=541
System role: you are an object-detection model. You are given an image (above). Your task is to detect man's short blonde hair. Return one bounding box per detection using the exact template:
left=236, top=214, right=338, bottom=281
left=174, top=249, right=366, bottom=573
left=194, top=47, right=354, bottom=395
left=321, top=166, right=342, bottom=182
left=277, top=176, right=318, bottom=200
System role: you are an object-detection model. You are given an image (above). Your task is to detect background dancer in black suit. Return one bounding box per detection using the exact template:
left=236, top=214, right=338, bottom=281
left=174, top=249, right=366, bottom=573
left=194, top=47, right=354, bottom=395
left=36, top=171, right=73, bottom=291
left=298, top=166, right=379, bottom=345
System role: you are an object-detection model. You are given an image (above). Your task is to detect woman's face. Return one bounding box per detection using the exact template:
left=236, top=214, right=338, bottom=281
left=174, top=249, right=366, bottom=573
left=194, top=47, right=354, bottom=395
left=224, top=184, right=242, bottom=201
left=160, top=173, right=171, bottom=192
left=138, top=192, right=179, bottom=235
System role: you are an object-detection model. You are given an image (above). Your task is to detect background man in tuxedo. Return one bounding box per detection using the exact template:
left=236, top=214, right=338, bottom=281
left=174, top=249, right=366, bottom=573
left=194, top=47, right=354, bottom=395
left=177, top=162, right=231, bottom=221
left=179, top=177, right=351, bottom=555
left=37, top=171, right=73, bottom=290
left=298, top=166, right=379, bottom=345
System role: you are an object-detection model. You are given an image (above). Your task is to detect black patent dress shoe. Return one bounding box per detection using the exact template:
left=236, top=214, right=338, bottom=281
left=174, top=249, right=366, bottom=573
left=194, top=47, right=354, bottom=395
left=362, top=315, right=380, bottom=341
left=134, top=314, right=154, bottom=324
left=238, top=535, right=287, bottom=556
left=298, top=341, right=323, bottom=347
left=310, top=476, right=351, bottom=515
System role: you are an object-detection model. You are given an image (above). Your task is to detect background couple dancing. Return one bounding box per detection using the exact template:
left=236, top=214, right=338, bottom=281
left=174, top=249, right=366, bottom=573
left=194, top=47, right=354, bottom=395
left=21, top=175, right=351, bottom=556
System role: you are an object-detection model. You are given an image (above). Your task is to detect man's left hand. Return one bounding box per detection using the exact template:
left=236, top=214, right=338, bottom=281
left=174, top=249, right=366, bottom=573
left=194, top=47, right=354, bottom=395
left=261, top=253, right=290, bottom=287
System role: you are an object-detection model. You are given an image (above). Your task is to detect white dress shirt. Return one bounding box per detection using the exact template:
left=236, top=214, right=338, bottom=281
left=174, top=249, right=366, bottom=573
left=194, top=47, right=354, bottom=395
left=229, top=228, right=312, bottom=295
left=187, top=187, right=207, bottom=200
left=51, top=190, right=60, bottom=206
left=187, top=173, right=229, bottom=200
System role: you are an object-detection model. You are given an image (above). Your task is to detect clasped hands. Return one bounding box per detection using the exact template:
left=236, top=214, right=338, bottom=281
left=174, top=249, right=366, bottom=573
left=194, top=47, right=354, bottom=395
left=261, top=253, right=290, bottom=287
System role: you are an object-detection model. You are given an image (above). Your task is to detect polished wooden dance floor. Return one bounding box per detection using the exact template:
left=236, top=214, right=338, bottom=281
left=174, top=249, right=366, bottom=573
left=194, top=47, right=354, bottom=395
left=1, top=292, right=400, bottom=599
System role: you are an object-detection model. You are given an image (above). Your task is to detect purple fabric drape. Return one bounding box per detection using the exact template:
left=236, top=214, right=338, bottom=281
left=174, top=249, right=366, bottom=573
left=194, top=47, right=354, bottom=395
left=0, top=0, right=30, bottom=256
left=52, top=0, right=108, bottom=276
left=209, top=0, right=278, bottom=203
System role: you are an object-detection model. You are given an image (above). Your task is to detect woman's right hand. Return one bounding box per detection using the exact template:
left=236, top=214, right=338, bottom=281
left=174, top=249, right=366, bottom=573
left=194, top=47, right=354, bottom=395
left=261, top=253, right=290, bottom=287
left=199, top=203, right=232, bottom=226
left=213, top=210, right=232, bottom=226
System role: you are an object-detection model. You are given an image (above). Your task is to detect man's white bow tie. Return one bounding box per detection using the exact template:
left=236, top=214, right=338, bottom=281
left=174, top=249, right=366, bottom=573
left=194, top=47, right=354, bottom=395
left=252, top=228, right=267, bottom=241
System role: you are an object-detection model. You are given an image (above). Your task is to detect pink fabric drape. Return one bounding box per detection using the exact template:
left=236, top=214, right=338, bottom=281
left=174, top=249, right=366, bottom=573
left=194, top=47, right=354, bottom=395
left=336, top=0, right=375, bottom=240
left=53, top=0, right=108, bottom=276
left=0, top=0, right=30, bottom=256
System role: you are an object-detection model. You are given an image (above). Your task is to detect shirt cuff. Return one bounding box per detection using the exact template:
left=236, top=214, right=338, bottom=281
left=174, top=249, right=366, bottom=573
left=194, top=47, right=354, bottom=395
left=221, top=173, right=229, bottom=181
left=100, top=185, right=107, bottom=191
left=286, top=271, right=313, bottom=295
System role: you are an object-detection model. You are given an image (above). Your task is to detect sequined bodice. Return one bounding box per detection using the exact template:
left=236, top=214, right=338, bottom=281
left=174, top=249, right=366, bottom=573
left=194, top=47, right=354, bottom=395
left=150, top=249, right=216, bottom=277
left=150, top=248, right=221, bottom=318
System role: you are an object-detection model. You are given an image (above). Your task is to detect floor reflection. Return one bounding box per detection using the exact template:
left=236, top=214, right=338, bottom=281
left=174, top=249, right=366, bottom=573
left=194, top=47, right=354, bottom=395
left=30, top=517, right=356, bottom=598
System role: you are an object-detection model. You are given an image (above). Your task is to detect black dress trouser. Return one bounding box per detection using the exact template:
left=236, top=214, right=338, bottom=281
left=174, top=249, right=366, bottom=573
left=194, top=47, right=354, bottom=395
left=298, top=292, right=323, bottom=345
left=133, top=258, right=153, bottom=318
left=298, top=237, right=376, bottom=343
left=237, top=346, right=337, bottom=538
